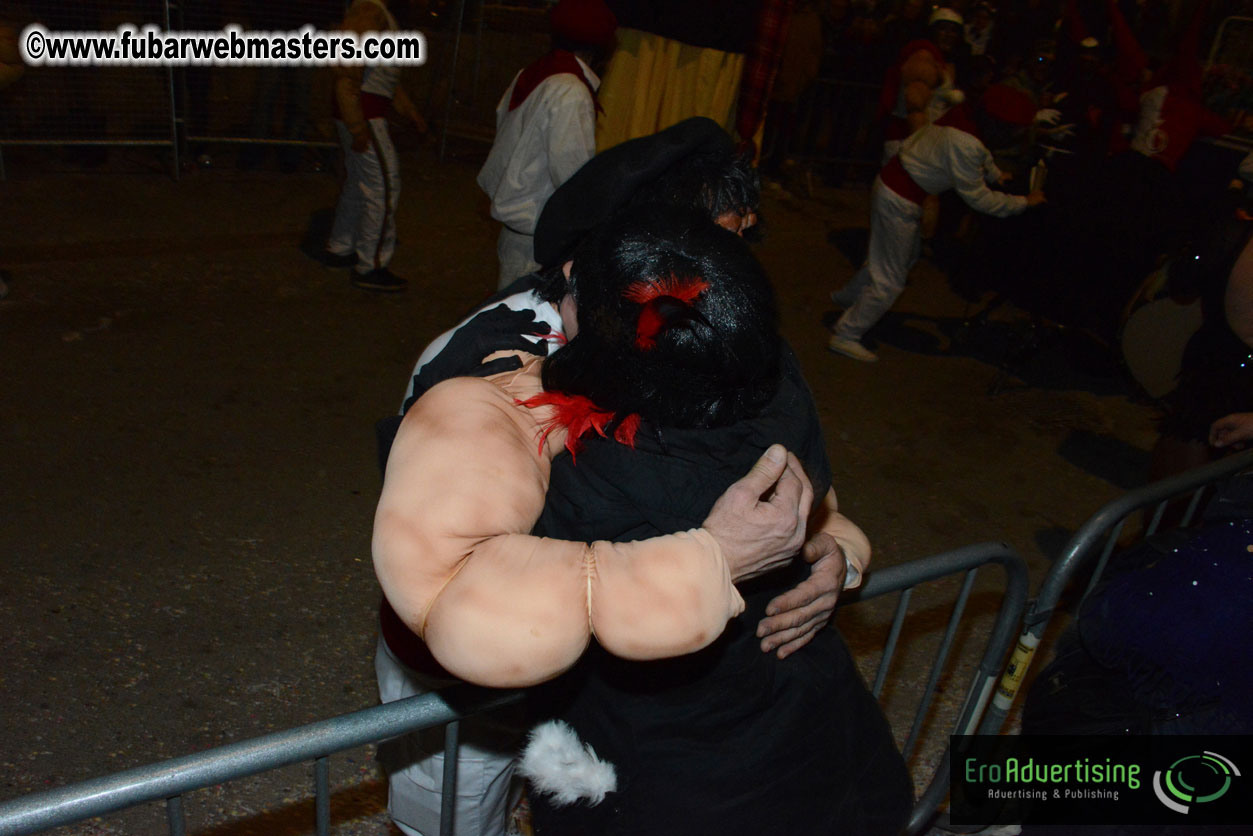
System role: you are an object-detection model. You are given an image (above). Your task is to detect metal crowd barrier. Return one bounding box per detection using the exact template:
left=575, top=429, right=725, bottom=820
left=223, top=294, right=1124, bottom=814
left=0, top=685, right=526, bottom=836
left=0, top=542, right=1028, bottom=836
left=787, top=78, right=883, bottom=178
left=0, top=0, right=180, bottom=178
left=844, top=542, right=1029, bottom=834
left=979, top=447, right=1253, bottom=736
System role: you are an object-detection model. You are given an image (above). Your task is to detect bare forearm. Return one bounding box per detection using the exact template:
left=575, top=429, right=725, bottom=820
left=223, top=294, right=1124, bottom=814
left=811, top=488, right=869, bottom=586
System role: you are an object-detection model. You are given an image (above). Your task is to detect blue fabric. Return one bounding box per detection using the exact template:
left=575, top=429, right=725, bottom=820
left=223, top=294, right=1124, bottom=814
left=1080, top=518, right=1253, bottom=728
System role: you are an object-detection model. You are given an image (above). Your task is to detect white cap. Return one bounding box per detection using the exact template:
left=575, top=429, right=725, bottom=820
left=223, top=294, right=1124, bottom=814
left=929, top=7, right=964, bottom=27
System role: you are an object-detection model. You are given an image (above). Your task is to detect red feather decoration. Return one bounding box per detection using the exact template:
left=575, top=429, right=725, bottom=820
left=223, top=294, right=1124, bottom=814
left=622, top=275, right=710, bottom=305
left=517, top=392, right=640, bottom=461
left=623, top=275, right=710, bottom=350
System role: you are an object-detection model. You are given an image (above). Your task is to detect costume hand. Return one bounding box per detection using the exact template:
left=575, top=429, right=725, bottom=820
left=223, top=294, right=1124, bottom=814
left=999, top=171, right=1014, bottom=184
left=757, top=533, right=847, bottom=659
left=704, top=445, right=814, bottom=582
left=1026, top=190, right=1047, bottom=207
left=402, top=304, right=553, bottom=412
left=1034, top=107, right=1062, bottom=126
left=1210, top=412, right=1253, bottom=448
left=351, top=127, right=370, bottom=153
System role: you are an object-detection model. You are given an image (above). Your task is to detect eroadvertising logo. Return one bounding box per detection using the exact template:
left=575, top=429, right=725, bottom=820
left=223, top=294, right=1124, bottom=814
left=950, top=736, right=1252, bottom=827
left=1152, top=751, right=1240, bottom=814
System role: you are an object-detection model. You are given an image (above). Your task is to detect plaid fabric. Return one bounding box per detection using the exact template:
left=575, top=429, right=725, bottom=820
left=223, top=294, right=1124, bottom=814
left=735, top=0, right=795, bottom=147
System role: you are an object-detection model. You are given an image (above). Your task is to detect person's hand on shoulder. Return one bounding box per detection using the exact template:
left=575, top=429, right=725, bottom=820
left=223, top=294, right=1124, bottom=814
left=704, top=445, right=814, bottom=582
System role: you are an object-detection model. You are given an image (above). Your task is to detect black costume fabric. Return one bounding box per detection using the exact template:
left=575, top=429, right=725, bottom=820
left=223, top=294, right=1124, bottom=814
left=533, top=117, right=734, bottom=268
left=529, top=347, right=913, bottom=836
left=606, top=0, right=759, bottom=54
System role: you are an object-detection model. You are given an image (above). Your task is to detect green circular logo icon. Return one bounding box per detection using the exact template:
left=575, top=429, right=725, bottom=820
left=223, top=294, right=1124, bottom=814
left=1153, top=752, right=1241, bottom=814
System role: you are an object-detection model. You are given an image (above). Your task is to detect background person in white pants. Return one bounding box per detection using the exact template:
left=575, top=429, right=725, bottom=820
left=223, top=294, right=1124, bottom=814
left=828, top=106, right=1045, bottom=362
left=322, top=0, right=426, bottom=293
left=477, top=0, right=617, bottom=290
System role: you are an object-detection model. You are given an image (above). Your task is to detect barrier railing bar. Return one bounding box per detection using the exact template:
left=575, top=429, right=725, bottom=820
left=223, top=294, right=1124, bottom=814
left=164, top=0, right=179, bottom=180
left=1078, top=518, right=1125, bottom=610
left=315, top=756, right=330, bottom=836
left=979, top=448, right=1253, bottom=739
left=0, top=140, right=176, bottom=147
left=901, top=567, right=978, bottom=761
left=872, top=587, right=912, bottom=699
left=1144, top=499, right=1167, bottom=538
left=862, top=544, right=1027, bottom=834
left=439, top=0, right=469, bottom=163
left=1180, top=486, right=1206, bottom=528
left=471, top=1, right=486, bottom=108
left=184, top=136, right=338, bottom=148
left=164, top=794, right=184, bottom=836
left=0, top=685, right=523, bottom=836
left=439, top=721, right=461, bottom=836
left=2, top=543, right=1029, bottom=836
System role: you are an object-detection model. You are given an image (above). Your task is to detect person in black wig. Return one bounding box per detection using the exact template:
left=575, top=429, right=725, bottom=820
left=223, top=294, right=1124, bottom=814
left=373, top=119, right=859, bottom=836
left=519, top=205, right=912, bottom=836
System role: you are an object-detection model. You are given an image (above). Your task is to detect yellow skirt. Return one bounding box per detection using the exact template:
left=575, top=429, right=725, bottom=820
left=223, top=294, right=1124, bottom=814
left=595, top=28, right=747, bottom=152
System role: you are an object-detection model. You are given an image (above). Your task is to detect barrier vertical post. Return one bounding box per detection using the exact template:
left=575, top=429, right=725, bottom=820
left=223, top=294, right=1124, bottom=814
left=439, top=0, right=468, bottom=163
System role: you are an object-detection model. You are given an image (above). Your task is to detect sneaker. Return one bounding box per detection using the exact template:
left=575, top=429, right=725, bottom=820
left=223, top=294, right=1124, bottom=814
left=351, top=268, right=407, bottom=293
left=827, top=334, right=878, bottom=362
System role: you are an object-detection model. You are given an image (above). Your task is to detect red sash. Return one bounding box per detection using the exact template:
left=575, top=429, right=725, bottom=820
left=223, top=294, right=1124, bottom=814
left=880, top=154, right=928, bottom=204
left=331, top=91, right=392, bottom=121
left=509, top=49, right=601, bottom=114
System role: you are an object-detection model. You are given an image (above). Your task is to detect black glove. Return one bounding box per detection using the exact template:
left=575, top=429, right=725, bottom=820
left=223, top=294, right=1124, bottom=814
left=402, top=304, right=553, bottom=413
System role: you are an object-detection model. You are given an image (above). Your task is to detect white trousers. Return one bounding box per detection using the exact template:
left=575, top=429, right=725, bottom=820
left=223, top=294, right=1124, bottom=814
left=374, top=637, right=524, bottom=836
left=496, top=227, right=539, bottom=290
left=832, top=178, right=922, bottom=342
left=329, top=118, right=400, bottom=273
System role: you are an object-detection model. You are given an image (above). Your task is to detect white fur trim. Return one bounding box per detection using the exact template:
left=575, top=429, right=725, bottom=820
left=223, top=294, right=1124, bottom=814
left=518, top=720, right=617, bottom=806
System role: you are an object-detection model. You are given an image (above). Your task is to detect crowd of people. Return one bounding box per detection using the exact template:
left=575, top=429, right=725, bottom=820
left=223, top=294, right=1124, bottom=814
left=760, top=0, right=1249, bottom=372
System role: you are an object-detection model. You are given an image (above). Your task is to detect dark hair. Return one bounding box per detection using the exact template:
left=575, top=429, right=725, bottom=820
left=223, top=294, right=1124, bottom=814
left=541, top=205, right=781, bottom=429
left=534, top=146, right=763, bottom=304
left=628, top=146, right=760, bottom=227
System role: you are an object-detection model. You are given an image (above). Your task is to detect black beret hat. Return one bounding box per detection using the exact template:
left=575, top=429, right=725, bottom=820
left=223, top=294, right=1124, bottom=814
left=533, top=117, right=735, bottom=268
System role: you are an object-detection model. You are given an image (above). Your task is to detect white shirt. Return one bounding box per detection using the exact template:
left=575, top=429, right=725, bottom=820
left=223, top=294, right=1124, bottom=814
left=356, top=0, right=401, bottom=99
left=476, top=56, right=599, bottom=235
left=900, top=123, right=1028, bottom=218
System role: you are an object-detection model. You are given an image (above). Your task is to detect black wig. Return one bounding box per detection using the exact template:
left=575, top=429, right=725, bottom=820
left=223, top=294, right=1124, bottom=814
left=540, top=205, right=781, bottom=430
